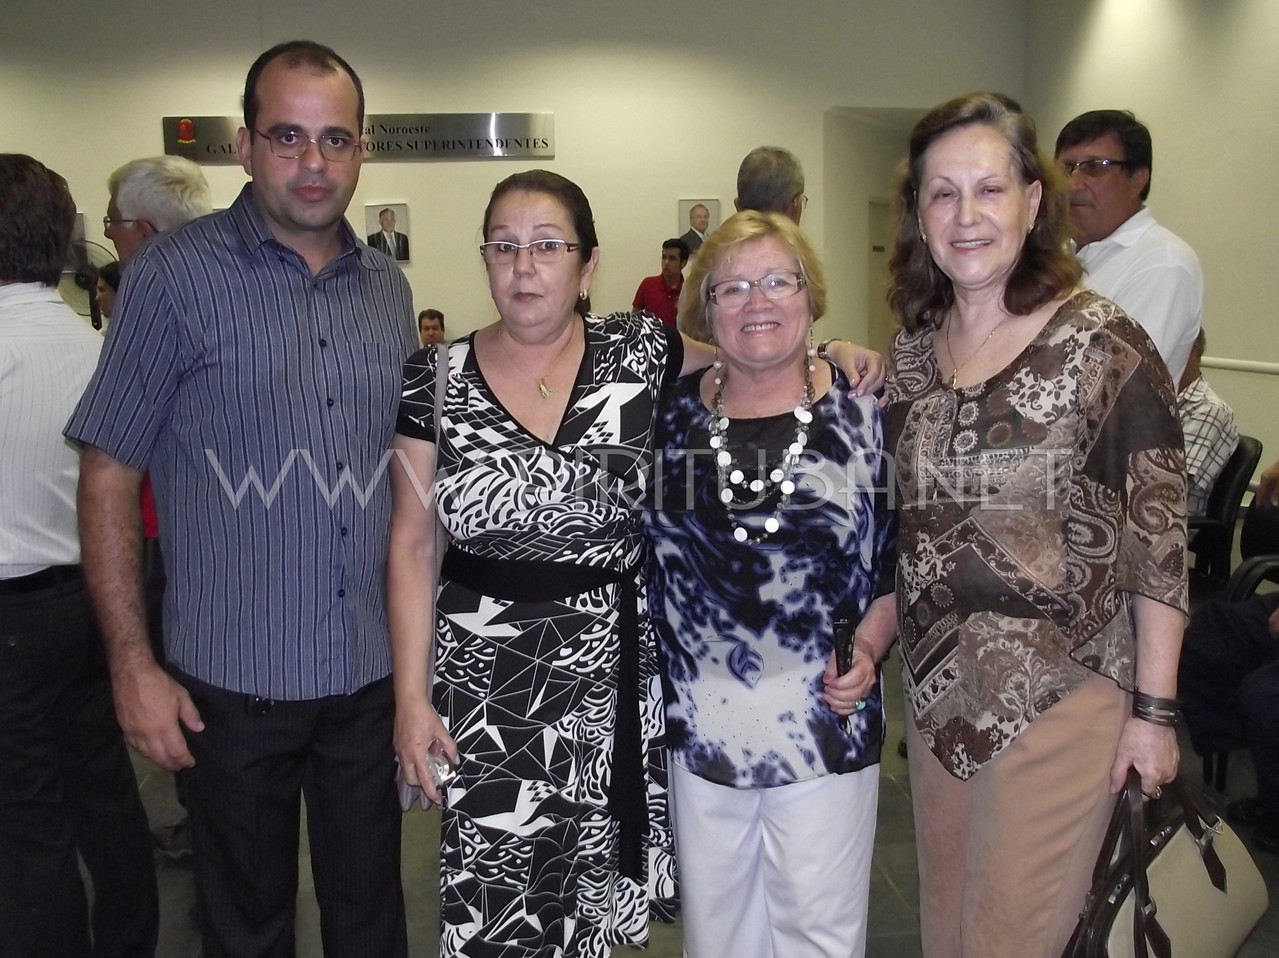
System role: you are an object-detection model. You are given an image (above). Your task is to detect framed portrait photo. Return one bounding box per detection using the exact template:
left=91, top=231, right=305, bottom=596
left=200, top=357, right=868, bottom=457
left=364, top=202, right=411, bottom=263
left=677, top=198, right=719, bottom=256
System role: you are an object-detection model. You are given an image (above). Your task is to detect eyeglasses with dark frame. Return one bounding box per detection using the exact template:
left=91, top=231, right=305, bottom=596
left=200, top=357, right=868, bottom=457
left=252, top=128, right=361, bottom=162
left=1060, top=157, right=1133, bottom=178
left=479, top=239, right=583, bottom=265
left=708, top=271, right=808, bottom=308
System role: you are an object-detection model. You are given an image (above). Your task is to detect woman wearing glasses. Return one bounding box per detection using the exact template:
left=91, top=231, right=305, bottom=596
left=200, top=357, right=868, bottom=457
left=644, top=210, right=896, bottom=958
left=885, top=94, right=1186, bottom=957
left=387, top=171, right=884, bottom=958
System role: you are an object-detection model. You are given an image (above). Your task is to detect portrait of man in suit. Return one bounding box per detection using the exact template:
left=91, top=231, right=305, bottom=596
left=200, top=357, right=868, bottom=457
left=678, top=199, right=718, bottom=256
left=365, top=205, right=410, bottom=261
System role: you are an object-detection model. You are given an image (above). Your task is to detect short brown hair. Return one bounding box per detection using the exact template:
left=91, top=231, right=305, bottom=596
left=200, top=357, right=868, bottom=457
left=0, top=154, right=76, bottom=287
left=243, top=40, right=365, bottom=133
left=679, top=210, right=826, bottom=344
left=888, top=92, right=1080, bottom=333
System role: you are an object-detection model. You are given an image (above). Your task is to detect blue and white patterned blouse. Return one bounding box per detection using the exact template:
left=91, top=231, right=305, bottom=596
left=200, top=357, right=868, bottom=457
left=644, top=368, right=895, bottom=789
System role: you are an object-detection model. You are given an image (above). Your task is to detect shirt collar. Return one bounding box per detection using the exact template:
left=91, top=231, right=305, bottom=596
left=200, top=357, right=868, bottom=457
left=0, top=281, right=66, bottom=309
left=1080, top=205, right=1154, bottom=255
left=227, top=183, right=390, bottom=275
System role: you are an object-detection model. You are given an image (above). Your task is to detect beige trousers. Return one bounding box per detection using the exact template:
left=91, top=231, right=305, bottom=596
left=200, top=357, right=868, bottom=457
left=907, top=674, right=1129, bottom=958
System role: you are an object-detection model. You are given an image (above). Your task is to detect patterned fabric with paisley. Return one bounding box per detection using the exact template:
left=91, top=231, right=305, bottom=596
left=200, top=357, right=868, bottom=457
left=886, top=290, right=1187, bottom=780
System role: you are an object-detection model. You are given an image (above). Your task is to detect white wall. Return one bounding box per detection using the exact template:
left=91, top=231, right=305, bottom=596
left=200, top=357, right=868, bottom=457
left=1, top=0, right=1027, bottom=337
left=1027, top=0, right=1279, bottom=481
left=823, top=110, right=916, bottom=348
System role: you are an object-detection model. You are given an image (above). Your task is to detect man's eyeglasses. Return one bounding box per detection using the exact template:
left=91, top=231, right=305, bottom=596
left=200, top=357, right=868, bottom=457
left=479, top=240, right=583, bottom=265
left=1060, top=158, right=1132, bottom=178
left=709, top=271, right=807, bottom=307
left=253, top=129, right=361, bottom=162
left=103, top=216, right=142, bottom=230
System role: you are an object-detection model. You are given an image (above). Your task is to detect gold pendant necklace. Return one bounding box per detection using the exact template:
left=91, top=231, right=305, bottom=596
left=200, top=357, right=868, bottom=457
left=498, top=323, right=577, bottom=400
left=945, top=313, right=1010, bottom=389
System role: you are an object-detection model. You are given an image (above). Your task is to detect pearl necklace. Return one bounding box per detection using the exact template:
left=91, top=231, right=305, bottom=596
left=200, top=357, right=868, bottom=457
left=707, top=351, right=815, bottom=543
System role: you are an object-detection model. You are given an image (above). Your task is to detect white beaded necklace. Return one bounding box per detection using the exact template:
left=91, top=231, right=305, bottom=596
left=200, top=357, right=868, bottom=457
left=707, top=349, right=816, bottom=543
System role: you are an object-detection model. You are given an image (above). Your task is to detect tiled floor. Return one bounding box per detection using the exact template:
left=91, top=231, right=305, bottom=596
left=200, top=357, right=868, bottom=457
left=137, top=651, right=1279, bottom=956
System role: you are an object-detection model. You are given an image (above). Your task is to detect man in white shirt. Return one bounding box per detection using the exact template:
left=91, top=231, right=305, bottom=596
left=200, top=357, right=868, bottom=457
left=1055, top=110, right=1203, bottom=384
left=0, top=153, right=157, bottom=957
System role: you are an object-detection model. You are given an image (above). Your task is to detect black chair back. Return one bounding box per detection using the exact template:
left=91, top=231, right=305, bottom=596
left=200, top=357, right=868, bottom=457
left=1239, top=495, right=1279, bottom=564
left=1189, top=434, right=1262, bottom=587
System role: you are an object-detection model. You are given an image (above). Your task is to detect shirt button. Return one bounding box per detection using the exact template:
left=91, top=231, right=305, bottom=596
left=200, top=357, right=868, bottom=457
left=336, top=461, right=345, bottom=471
left=327, top=398, right=335, bottom=407
left=337, top=589, right=346, bottom=598
left=319, top=337, right=328, bottom=347
left=340, top=527, right=348, bottom=537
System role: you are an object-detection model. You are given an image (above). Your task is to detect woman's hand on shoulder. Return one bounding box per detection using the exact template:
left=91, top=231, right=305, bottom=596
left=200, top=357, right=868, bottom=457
left=825, top=340, right=887, bottom=397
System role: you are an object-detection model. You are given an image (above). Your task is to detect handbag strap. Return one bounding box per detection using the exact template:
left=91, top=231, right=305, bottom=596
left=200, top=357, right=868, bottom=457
left=1124, top=767, right=1171, bottom=958
left=426, top=343, right=450, bottom=688
left=1170, top=776, right=1227, bottom=892
left=432, top=342, right=450, bottom=576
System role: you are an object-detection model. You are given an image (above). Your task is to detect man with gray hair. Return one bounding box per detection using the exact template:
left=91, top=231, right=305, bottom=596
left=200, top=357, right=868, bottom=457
left=102, top=154, right=213, bottom=864
left=734, top=146, right=806, bottom=223
left=104, top=155, right=211, bottom=264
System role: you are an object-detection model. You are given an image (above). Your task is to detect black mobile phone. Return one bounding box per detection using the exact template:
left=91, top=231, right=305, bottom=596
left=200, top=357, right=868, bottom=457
left=834, top=619, right=854, bottom=675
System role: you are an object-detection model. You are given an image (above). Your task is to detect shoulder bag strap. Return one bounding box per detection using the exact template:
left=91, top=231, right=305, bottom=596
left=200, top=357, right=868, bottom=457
left=1170, top=776, right=1227, bottom=892
left=432, top=342, right=450, bottom=576
left=1126, top=767, right=1171, bottom=958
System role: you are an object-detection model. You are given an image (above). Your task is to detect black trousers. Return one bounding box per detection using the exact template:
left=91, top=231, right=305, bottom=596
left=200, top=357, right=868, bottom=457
left=175, top=669, right=407, bottom=958
left=1180, top=591, right=1279, bottom=814
left=0, top=578, right=158, bottom=958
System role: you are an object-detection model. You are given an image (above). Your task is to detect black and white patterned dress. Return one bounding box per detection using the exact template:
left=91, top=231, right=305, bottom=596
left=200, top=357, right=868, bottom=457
left=396, top=312, right=681, bottom=958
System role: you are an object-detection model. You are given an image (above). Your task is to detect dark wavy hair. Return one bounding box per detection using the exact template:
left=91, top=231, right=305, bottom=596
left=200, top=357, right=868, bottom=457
left=888, top=92, right=1081, bottom=333
left=0, top=154, right=76, bottom=287
left=481, top=170, right=600, bottom=317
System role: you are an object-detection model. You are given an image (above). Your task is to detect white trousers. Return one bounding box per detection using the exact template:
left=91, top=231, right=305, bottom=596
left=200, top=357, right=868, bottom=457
left=671, top=762, right=879, bottom=958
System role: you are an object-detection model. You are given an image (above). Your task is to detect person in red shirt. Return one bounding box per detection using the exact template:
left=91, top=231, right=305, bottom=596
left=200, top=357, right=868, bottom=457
left=632, top=237, right=688, bottom=328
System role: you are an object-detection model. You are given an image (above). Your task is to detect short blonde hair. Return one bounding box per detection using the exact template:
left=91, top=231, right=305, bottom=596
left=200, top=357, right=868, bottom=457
left=678, top=210, right=827, bottom=343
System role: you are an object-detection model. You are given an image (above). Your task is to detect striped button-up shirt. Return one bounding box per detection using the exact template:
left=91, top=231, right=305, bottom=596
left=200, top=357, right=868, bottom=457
left=66, top=185, right=416, bottom=698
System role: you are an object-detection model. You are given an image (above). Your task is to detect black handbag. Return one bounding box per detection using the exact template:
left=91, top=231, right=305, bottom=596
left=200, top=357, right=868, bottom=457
left=1061, top=768, right=1268, bottom=958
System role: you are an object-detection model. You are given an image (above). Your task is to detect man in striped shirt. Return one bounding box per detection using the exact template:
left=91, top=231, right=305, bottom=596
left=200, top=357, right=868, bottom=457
left=68, top=41, right=415, bottom=957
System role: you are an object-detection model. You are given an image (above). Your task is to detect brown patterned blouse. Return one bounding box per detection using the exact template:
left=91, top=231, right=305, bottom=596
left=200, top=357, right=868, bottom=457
left=885, top=291, right=1187, bottom=780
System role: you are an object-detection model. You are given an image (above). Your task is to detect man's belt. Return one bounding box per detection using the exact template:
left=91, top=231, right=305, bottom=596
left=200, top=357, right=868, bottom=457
left=0, top=564, right=81, bottom=596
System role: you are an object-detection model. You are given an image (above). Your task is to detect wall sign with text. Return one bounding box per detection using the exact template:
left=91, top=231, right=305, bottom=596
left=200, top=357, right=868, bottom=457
left=163, top=113, right=554, bottom=165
